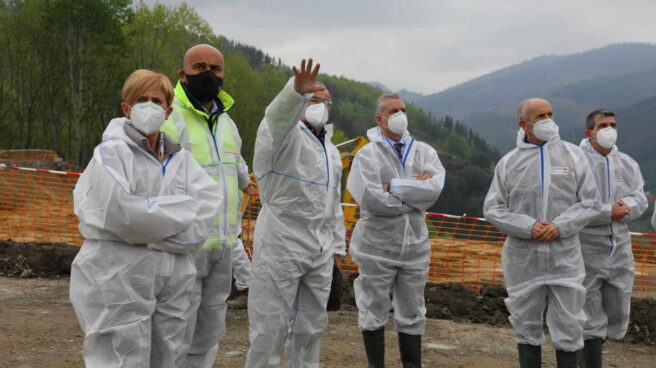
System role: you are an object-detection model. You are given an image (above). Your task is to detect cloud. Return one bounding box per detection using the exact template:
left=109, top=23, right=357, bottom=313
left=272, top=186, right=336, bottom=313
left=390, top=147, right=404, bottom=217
left=152, top=0, right=656, bottom=94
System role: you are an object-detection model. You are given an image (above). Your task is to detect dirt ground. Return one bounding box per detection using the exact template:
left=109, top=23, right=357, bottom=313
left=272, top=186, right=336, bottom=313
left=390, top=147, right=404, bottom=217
left=2, top=277, right=656, bottom=368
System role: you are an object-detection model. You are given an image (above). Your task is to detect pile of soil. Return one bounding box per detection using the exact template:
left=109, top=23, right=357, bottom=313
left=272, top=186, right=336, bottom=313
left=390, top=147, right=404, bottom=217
left=342, top=271, right=656, bottom=345
left=0, top=240, right=79, bottom=278
left=2, top=240, right=655, bottom=345
left=0, top=149, right=80, bottom=171
left=340, top=273, right=509, bottom=326
left=625, top=297, right=656, bottom=344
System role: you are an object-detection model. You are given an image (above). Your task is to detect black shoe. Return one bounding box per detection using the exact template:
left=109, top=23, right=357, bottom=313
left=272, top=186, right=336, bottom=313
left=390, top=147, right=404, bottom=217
left=579, top=338, right=603, bottom=368
left=398, top=332, right=421, bottom=368
left=362, top=327, right=385, bottom=368
left=517, top=344, right=541, bottom=368
left=556, top=349, right=579, bottom=368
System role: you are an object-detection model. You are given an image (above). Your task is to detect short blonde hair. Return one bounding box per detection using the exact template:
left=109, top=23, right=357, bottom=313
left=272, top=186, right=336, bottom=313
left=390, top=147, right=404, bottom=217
left=121, top=69, right=174, bottom=107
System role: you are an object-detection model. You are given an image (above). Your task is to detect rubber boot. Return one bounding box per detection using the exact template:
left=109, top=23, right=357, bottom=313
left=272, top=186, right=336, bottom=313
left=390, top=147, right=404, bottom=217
left=579, top=338, right=603, bottom=368
left=362, top=327, right=385, bottom=368
left=556, top=349, right=579, bottom=368
left=398, top=332, right=422, bottom=368
left=517, top=344, right=541, bottom=368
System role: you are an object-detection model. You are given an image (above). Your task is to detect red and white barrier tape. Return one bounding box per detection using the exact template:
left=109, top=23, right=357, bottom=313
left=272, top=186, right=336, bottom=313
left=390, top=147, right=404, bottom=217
left=0, top=163, right=81, bottom=176
left=341, top=201, right=654, bottom=237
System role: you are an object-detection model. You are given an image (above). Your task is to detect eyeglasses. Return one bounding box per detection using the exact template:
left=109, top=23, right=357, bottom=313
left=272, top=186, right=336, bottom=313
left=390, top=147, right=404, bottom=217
left=309, top=96, right=333, bottom=108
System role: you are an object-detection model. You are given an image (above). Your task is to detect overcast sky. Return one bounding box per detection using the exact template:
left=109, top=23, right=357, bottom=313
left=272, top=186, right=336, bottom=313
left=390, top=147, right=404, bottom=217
left=153, top=0, right=656, bottom=94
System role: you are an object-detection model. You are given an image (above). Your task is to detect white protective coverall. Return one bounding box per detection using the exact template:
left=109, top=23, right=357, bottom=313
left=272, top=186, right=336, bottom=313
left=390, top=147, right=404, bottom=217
left=232, top=159, right=252, bottom=291
left=232, top=237, right=252, bottom=290
left=246, top=77, right=346, bottom=368
left=70, top=118, right=221, bottom=368
left=578, top=138, right=647, bottom=340
left=346, top=127, right=445, bottom=335
left=483, top=128, right=600, bottom=352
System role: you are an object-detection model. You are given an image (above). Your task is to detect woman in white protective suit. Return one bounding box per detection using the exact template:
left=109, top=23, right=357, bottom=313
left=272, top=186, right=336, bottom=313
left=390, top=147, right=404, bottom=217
left=483, top=98, right=600, bottom=368
left=577, top=109, right=647, bottom=368
left=347, top=93, right=445, bottom=368
left=69, top=69, right=221, bottom=368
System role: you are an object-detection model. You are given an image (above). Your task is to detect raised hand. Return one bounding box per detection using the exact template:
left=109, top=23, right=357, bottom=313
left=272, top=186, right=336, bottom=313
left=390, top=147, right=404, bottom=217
left=292, top=58, right=326, bottom=95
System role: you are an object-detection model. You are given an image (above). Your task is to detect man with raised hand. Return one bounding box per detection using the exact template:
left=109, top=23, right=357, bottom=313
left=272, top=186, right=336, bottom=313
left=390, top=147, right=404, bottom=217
left=578, top=108, right=647, bottom=367
left=161, top=44, right=255, bottom=368
left=246, top=59, right=346, bottom=367
left=483, top=98, right=600, bottom=368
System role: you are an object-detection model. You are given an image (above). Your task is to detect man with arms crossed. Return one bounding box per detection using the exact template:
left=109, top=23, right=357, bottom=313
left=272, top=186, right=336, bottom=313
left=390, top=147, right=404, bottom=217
left=347, top=93, right=445, bottom=368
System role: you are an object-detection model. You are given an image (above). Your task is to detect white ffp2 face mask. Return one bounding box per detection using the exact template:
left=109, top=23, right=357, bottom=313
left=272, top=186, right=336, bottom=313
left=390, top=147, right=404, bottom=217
left=304, top=103, right=329, bottom=128
left=595, top=127, right=617, bottom=149
left=129, top=102, right=166, bottom=135
left=529, top=118, right=558, bottom=142
left=386, top=111, right=408, bottom=135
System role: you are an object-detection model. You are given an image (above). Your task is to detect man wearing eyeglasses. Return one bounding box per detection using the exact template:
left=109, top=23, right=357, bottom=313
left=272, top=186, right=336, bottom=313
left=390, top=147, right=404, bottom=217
left=246, top=59, right=346, bottom=367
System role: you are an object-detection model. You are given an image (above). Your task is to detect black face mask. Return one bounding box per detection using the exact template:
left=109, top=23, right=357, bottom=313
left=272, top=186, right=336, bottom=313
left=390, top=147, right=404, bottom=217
left=184, top=70, right=223, bottom=103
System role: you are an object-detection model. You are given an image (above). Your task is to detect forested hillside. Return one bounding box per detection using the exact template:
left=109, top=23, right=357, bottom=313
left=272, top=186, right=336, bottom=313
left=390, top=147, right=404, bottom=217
left=0, top=0, right=499, bottom=216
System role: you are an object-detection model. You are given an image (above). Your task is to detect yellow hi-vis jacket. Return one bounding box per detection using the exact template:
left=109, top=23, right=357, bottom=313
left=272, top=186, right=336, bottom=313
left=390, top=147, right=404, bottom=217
left=162, top=82, right=248, bottom=249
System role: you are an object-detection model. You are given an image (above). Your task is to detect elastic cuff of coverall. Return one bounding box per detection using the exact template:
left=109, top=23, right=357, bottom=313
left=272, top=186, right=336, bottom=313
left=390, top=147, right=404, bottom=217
left=606, top=326, right=629, bottom=340
left=524, top=221, right=537, bottom=239
left=600, top=203, right=613, bottom=221
left=514, top=333, right=546, bottom=348
left=553, top=340, right=583, bottom=352
left=552, top=223, right=571, bottom=239
left=394, top=321, right=427, bottom=336
left=583, top=331, right=607, bottom=341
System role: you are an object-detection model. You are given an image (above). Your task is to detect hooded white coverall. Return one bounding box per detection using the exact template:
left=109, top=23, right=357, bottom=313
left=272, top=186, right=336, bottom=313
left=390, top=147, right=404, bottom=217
left=578, top=138, right=647, bottom=340
left=246, top=77, right=346, bottom=368
left=346, top=127, right=445, bottom=335
left=483, top=128, right=600, bottom=352
left=70, top=118, right=221, bottom=368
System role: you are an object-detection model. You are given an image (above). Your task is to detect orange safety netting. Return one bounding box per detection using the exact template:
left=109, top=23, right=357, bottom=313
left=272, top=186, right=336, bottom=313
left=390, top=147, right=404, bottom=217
left=0, top=166, right=82, bottom=245
left=242, top=195, right=656, bottom=297
left=2, top=166, right=656, bottom=297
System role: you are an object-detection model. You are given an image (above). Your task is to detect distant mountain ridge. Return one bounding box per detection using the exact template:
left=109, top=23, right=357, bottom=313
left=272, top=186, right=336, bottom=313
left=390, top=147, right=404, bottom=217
left=366, top=82, right=425, bottom=104
left=413, top=42, right=656, bottom=153
left=366, top=81, right=391, bottom=93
